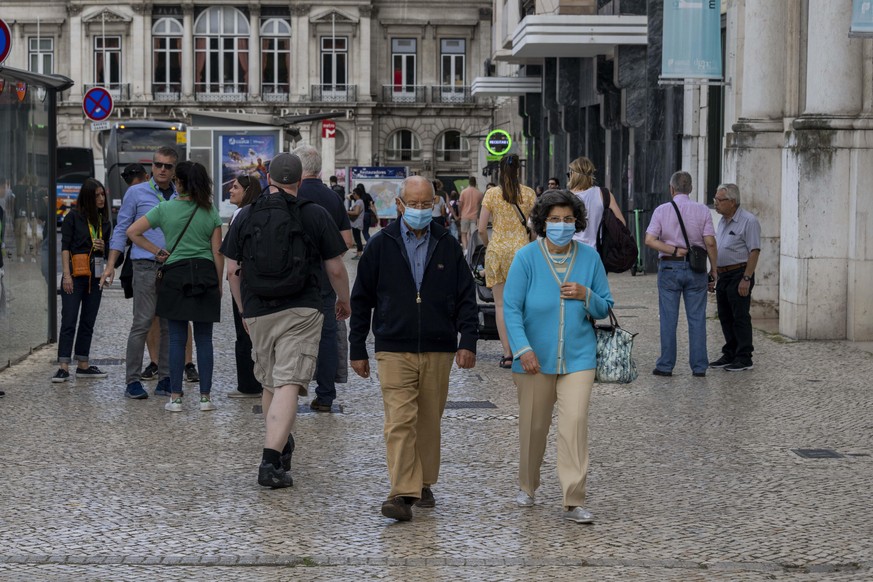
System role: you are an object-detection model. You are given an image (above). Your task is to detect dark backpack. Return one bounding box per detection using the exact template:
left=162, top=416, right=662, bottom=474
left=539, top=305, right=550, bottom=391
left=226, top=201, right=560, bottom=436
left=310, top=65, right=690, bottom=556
left=596, top=187, right=638, bottom=273
left=238, top=190, right=317, bottom=299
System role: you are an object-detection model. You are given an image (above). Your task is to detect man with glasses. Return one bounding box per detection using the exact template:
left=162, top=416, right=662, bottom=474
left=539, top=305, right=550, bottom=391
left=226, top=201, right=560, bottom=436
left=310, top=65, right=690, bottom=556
left=710, top=183, right=760, bottom=372
left=101, top=146, right=178, bottom=399
left=350, top=176, right=478, bottom=521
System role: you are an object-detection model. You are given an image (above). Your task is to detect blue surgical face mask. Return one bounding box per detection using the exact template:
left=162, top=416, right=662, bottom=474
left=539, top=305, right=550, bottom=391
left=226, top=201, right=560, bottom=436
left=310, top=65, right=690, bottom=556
left=545, top=222, right=576, bottom=246
left=403, top=205, right=433, bottom=230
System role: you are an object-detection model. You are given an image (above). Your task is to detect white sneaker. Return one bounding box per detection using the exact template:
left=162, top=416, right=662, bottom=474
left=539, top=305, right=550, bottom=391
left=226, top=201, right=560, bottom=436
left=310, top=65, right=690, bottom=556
left=563, top=507, right=594, bottom=523
left=164, top=398, right=183, bottom=412
left=516, top=490, right=535, bottom=507
left=199, top=396, right=217, bottom=411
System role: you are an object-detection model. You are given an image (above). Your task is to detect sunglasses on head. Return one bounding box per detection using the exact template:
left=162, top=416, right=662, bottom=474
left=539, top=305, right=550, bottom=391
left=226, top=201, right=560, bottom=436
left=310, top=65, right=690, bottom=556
left=153, top=162, right=174, bottom=170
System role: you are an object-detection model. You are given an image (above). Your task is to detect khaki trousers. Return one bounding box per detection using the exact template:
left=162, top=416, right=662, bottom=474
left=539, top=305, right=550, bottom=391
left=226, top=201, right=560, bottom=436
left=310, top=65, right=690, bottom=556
left=375, top=351, right=454, bottom=499
left=514, top=370, right=595, bottom=510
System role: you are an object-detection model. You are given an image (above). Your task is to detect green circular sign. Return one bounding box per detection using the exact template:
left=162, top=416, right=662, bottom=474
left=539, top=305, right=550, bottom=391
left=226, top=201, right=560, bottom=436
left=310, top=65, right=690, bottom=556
left=485, top=129, right=513, bottom=157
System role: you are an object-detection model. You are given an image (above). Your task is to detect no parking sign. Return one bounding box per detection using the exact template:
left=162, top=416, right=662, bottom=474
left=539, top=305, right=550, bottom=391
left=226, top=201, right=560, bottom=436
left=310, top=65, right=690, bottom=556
left=0, top=18, right=13, bottom=66
left=83, top=86, right=114, bottom=122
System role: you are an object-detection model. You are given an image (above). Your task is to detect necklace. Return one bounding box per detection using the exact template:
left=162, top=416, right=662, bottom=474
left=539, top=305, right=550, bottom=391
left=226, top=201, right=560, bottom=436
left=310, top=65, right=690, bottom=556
left=549, top=251, right=571, bottom=265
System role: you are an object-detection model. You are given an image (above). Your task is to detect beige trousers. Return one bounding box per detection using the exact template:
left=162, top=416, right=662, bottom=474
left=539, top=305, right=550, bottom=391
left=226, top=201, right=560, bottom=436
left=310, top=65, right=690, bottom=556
left=514, top=369, right=595, bottom=509
left=375, top=351, right=454, bottom=499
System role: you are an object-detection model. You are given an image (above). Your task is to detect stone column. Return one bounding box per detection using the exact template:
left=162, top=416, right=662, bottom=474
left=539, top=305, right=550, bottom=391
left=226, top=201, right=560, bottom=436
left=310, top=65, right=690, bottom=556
left=358, top=6, right=373, bottom=102
left=805, top=0, right=863, bottom=115
left=67, top=5, right=84, bottom=101
left=248, top=4, right=261, bottom=100
left=181, top=4, right=194, bottom=100
left=291, top=5, right=310, bottom=102
left=130, top=6, right=146, bottom=100
left=143, top=8, right=153, bottom=100
left=740, top=0, right=787, bottom=120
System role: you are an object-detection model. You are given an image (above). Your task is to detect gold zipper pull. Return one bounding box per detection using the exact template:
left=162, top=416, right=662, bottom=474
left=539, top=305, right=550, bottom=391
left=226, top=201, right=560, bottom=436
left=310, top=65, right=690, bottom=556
left=416, top=292, right=422, bottom=304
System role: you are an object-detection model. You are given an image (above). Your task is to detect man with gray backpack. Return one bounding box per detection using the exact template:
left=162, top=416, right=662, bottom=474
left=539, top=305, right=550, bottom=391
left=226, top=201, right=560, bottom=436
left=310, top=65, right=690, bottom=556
left=221, top=153, right=350, bottom=489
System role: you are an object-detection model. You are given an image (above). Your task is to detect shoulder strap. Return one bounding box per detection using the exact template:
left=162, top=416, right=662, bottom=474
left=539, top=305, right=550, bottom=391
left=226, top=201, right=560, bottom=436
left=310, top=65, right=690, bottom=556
left=597, top=187, right=610, bottom=246
left=167, top=206, right=198, bottom=254
left=670, top=200, right=691, bottom=250
left=512, top=201, right=531, bottom=234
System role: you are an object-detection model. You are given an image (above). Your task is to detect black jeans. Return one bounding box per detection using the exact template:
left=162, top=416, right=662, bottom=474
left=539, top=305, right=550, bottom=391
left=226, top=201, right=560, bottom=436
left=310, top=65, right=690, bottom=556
left=58, top=276, right=103, bottom=363
left=715, top=269, right=755, bottom=364
left=351, top=228, right=363, bottom=252
left=233, top=300, right=262, bottom=394
left=313, top=291, right=339, bottom=405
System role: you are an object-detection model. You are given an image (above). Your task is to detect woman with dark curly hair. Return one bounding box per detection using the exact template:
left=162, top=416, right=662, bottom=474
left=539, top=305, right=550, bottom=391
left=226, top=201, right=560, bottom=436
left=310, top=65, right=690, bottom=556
left=127, top=161, right=224, bottom=412
left=503, top=190, right=614, bottom=524
left=52, top=178, right=112, bottom=382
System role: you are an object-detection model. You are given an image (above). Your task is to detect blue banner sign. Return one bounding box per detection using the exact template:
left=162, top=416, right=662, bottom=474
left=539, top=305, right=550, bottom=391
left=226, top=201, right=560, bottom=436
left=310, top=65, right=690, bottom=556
left=350, top=167, right=408, bottom=180
left=851, top=0, right=873, bottom=36
left=661, top=0, right=723, bottom=80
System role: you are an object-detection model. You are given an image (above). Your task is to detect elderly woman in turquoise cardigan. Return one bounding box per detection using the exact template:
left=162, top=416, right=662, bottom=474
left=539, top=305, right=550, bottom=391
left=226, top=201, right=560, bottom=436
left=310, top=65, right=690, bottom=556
left=503, top=189, right=613, bottom=524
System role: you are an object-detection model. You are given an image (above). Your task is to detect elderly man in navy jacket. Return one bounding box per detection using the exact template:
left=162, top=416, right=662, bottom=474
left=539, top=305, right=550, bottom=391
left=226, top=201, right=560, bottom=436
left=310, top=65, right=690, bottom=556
left=350, top=175, right=478, bottom=522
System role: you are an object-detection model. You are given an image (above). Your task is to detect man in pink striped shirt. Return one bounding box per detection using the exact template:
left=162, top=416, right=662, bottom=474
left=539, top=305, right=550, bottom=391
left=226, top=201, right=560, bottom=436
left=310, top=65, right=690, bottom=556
left=644, top=171, right=718, bottom=377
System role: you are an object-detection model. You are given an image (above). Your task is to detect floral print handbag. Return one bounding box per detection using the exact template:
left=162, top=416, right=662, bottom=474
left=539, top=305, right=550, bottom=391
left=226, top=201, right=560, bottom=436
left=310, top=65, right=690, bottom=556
left=593, top=309, right=638, bottom=384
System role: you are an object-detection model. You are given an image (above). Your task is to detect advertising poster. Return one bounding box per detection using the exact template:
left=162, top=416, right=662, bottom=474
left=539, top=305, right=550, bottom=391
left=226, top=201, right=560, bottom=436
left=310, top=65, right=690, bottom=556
left=349, top=167, right=408, bottom=219
left=851, top=0, right=873, bottom=36
left=661, top=0, right=723, bottom=80
left=56, top=183, right=81, bottom=225
left=218, top=133, right=277, bottom=218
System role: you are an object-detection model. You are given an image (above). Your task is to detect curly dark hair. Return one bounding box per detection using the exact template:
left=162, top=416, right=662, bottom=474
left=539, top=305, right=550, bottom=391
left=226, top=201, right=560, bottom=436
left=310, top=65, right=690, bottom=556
left=529, top=189, right=587, bottom=238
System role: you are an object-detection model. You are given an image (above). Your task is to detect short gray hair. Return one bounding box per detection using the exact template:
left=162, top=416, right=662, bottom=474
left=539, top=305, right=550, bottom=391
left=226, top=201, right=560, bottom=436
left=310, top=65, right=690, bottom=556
left=716, top=183, right=741, bottom=205
left=670, top=171, right=693, bottom=194
left=292, top=145, right=322, bottom=175
left=398, top=175, right=435, bottom=200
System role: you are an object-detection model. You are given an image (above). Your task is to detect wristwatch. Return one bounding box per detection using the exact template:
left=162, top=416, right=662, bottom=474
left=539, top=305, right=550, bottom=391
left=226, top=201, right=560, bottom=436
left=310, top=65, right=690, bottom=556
left=742, top=275, right=752, bottom=281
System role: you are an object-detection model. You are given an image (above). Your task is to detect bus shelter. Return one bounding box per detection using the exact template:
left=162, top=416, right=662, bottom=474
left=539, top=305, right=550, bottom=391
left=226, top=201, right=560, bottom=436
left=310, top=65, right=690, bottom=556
left=0, top=65, right=73, bottom=369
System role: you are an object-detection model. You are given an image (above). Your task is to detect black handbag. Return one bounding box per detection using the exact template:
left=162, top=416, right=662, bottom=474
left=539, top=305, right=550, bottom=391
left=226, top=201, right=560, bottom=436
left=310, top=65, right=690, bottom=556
left=670, top=201, right=708, bottom=273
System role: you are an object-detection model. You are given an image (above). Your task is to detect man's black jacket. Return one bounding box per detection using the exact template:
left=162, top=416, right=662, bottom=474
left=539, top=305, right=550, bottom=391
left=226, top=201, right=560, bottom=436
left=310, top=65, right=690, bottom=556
left=349, top=219, right=478, bottom=359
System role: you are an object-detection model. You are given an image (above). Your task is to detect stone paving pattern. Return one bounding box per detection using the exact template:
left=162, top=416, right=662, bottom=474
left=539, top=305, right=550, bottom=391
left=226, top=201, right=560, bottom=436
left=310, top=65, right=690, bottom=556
left=1, top=254, right=871, bottom=580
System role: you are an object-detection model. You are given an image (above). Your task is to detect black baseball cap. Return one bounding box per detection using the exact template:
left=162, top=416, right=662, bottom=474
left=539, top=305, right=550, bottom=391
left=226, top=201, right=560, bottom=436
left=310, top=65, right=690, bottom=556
left=121, top=163, right=147, bottom=179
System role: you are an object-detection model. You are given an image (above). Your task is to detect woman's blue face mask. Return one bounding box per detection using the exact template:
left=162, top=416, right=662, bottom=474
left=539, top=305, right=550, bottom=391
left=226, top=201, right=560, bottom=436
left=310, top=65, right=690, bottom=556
left=545, top=222, right=576, bottom=246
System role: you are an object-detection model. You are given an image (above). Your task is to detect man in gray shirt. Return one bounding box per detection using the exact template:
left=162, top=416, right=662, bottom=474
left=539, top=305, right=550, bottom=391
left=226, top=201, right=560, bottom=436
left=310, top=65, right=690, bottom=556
left=709, top=183, right=761, bottom=372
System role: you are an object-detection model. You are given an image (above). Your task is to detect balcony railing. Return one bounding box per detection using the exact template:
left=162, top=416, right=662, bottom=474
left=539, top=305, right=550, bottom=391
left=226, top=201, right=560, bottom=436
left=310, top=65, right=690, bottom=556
left=381, top=85, right=427, bottom=104
left=431, top=85, right=474, bottom=104
left=152, top=83, right=180, bottom=101
left=435, top=149, right=472, bottom=163
left=195, top=83, right=248, bottom=102
left=84, top=83, right=130, bottom=101
left=311, top=84, right=357, bottom=103
left=262, top=83, right=290, bottom=103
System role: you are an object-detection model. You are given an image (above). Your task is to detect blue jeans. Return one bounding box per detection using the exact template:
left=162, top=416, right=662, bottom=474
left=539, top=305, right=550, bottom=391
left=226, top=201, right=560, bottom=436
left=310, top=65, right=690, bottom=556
left=58, top=276, right=103, bottom=363
left=168, top=319, right=213, bottom=396
left=656, top=261, right=709, bottom=374
left=313, top=291, right=338, bottom=404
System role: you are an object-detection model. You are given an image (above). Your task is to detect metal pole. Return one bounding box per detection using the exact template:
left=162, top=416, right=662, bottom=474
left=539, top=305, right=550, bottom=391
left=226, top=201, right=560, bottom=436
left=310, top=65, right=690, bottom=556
left=331, top=12, right=336, bottom=92
left=101, top=11, right=106, bottom=86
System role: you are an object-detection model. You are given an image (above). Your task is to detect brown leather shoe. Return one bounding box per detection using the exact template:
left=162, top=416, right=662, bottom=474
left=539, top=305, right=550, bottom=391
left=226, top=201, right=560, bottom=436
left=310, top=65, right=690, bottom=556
left=381, top=496, right=413, bottom=521
left=414, top=487, right=435, bottom=508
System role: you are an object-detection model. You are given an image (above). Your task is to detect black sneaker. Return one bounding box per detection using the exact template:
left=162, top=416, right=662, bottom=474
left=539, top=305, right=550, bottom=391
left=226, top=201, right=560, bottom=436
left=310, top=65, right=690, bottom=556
left=652, top=369, right=672, bottom=377
left=51, top=369, right=70, bottom=383
left=414, top=487, right=435, bottom=508
left=725, top=361, right=754, bottom=372
left=0, top=390, right=5, bottom=397
left=709, top=355, right=733, bottom=368
left=185, top=363, right=199, bottom=383
left=258, top=461, right=293, bottom=489
left=381, top=496, right=413, bottom=521
left=310, top=398, right=333, bottom=413
left=76, top=366, right=108, bottom=379
left=141, top=362, right=158, bottom=380
left=281, top=434, right=295, bottom=472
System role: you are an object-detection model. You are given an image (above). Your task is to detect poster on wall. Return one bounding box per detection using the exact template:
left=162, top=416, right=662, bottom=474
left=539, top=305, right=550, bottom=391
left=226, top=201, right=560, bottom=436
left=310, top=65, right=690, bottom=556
left=349, top=167, right=408, bottom=219
left=851, top=0, right=873, bottom=36
left=661, top=0, right=723, bottom=80
left=218, top=133, right=277, bottom=218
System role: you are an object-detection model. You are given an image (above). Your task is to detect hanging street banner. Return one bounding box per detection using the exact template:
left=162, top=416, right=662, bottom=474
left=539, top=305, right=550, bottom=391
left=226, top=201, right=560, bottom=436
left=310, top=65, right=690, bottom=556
left=661, top=0, right=723, bottom=80
left=0, top=18, right=12, bottom=66
left=851, top=0, right=873, bottom=37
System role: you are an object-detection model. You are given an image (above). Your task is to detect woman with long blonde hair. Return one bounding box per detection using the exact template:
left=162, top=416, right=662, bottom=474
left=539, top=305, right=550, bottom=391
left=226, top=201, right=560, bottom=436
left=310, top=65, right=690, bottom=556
left=477, top=153, right=537, bottom=368
left=567, top=156, right=626, bottom=248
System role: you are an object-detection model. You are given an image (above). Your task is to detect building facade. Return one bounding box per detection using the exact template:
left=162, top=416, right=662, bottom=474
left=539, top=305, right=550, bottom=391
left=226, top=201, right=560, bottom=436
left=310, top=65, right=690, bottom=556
left=481, top=0, right=872, bottom=341
left=0, top=0, right=493, bottom=185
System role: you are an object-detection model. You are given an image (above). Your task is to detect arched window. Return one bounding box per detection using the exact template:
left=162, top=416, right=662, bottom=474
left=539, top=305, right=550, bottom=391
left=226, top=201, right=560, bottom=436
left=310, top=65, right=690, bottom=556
left=261, top=18, right=291, bottom=100
left=386, top=130, right=421, bottom=161
left=152, top=18, right=183, bottom=98
left=436, top=130, right=469, bottom=162
left=194, top=7, right=250, bottom=98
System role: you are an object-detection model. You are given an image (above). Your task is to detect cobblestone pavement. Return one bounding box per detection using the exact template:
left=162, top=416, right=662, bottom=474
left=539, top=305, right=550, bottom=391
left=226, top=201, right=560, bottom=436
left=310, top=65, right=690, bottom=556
left=1, top=253, right=871, bottom=581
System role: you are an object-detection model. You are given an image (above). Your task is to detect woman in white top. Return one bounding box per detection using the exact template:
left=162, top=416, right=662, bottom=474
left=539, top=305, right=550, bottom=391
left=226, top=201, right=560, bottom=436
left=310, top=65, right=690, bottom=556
left=567, top=156, right=626, bottom=248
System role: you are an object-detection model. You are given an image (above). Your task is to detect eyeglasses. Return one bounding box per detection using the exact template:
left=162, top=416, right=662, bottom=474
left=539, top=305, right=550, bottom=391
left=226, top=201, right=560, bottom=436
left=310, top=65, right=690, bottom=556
left=153, top=162, right=174, bottom=170
left=714, top=196, right=730, bottom=203
left=546, top=216, right=576, bottom=224
left=401, top=199, right=435, bottom=210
